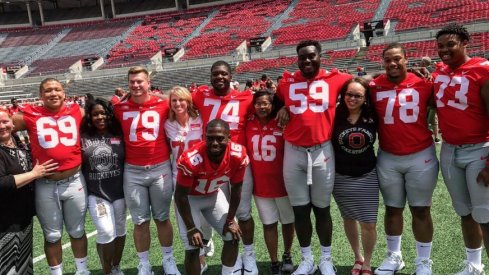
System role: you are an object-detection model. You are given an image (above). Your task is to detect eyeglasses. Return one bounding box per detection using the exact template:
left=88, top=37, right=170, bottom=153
left=345, top=92, right=365, bottom=99
left=254, top=102, right=272, bottom=108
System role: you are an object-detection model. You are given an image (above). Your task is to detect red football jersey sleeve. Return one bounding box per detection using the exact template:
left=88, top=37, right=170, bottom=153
left=176, top=141, right=249, bottom=196
left=114, top=96, right=170, bottom=165
left=369, top=73, right=433, bottom=155
left=192, top=87, right=253, bottom=145
left=245, top=117, right=287, bottom=198
left=433, top=57, right=489, bottom=145
left=22, top=104, right=82, bottom=171
left=276, top=69, right=352, bottom=146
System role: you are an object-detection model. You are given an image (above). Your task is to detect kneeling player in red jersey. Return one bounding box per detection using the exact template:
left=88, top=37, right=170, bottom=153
left=175, top=119, right=249, bottom=275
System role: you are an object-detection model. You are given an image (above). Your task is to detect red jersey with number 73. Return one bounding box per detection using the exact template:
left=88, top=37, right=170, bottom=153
left=176, top=141, right=249, bottom=196
left=114, top=96, right=170, bottom=165
left=22, top=104, right=82, bottom=171
left=369, top=73, right=433, bottom=155
left=276, top=69, right=352, bottom=147
left=433, top=57, right=489, bottom=145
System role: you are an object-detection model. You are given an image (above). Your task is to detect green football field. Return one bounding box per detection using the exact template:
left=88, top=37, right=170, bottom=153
left=32, top=143, right=489, bottom=274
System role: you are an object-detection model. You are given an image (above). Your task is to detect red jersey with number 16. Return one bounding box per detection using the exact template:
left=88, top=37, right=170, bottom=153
left=276, top=69, right=352, bottom=147
left=114, top=96, right=170, bottom=165
left=433, top=58, right=489, bottom=145
left=192, top=87, right=253, bottom=145
left=177, top=141, right=249, bottom=196
left=369, top=73, right=433, bottom=155
left=22, top=104, right=82, bottom=171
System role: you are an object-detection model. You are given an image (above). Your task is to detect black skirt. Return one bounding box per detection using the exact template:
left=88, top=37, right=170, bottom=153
left=0, top=221, right=34, bottom=275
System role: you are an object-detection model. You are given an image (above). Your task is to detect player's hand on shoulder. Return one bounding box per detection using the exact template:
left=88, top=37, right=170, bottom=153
left=477, top=161, right=489, bottom=187
left=276, top=106, right=290, bottom=128
left=408, top=67, right=432, bottom=81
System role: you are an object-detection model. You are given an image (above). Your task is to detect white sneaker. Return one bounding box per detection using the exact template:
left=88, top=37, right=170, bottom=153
left=201, top=263, right=208, bottom=274
left=137, top=262, right=154, bottom=275
left=374, top=251, right=405, bottom=275
left=74, top=270, right=90, bottom=275
left=162, top=256, right=181, bottom=275
left=232, top=255, right=243, bottom=274
left=413, top=257, right=432, bottom=275
left=204, top=239, right=215, bottom=257
left=455, top=261, right=486, bottom=275
left=318, top=256, right=336, bottom=275
left=292, top=257, right=318, bottom=275
left=242, top=251, right=259, bottom=275
left=111, top=265, right=125, bottom=275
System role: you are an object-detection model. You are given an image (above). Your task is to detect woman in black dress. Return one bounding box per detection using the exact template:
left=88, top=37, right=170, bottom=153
left=332, top=78, right=379, bottom=275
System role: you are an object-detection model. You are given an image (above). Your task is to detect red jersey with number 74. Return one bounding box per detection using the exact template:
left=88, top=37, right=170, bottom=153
left=114, top=96, right=170, bottom=165
left=22, top=104, right=82, bottom=171
left=433, top=57, right=489, bottom=145
left=276, top=69, right=352, bottom=147
left=177, top=141, right=249, bottom=196
left=369, top=73, right=433, bottom=155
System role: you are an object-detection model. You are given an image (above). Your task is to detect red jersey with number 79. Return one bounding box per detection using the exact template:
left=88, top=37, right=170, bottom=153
left=433, top=57, right=489, bottom=145
left=276, top=69, right=352, bottom=147
left=114, top=96, right=170, bottom=165
left=177, top=141, right=249, bottom=196
left=22, top=104, right=82, bottom=171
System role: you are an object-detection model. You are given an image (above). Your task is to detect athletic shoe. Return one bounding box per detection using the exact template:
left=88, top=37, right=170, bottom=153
left=204, top=239, right=215, bottom=257
left=232, top=255, right=243, bottom=274
left=271, top=261, right=281, bottom=275
left=74, top=270, right=90, bottom=275
left=281, top=252, right=294, bottom=272
left=455, top=261, right=486, bottom=275
left=318, top=256, right=336, bottom=275
left=292, top=257, right=317, bottom=275
left=201, top=262, right=208, bottom=274
left=137, top=262, right=154, bottom=275
left=162, top=256, right=181, bottom=275
left=111, top=265, right=125, bottom=275
left=413, top=257, right=432, bottom=275
left=374, top=251, right=405, bottom=275
left=242, top=251, right=259, bottom=275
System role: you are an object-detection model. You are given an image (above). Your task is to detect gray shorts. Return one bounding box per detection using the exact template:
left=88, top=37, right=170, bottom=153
left=36, top=172, right=88, bottom=243
left=176, top=189, right=233, bottom=250
left=377, top=144, right=439, bottom=208
left=123, top=161, right=173, bottom=224
left=441, top=141, right=489, bottom=223
left=283, top=141, right=335, bottom=208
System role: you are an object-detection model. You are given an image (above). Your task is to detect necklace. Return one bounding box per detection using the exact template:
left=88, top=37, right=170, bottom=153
left=0, top=137, right=15, bottom=148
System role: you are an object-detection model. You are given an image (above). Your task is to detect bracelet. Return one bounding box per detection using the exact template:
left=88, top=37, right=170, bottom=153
left=226, top=218, right=235, bottom=226
left=186, top=227, right=196, bottom=233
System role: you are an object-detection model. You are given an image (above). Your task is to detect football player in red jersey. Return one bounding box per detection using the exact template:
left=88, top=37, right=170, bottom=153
left=276, top=40, right=352, bottom=275
left=192, top=61, right=258, bottom=274
left=371, top=43, right=438, bottom=275
left=113, top=67, right=180, bottom=275
left=175, top=119, right=249, bottom=275
left=433, top=23, right=489, bottom=274
left=12, top=78, right=90, bottom=275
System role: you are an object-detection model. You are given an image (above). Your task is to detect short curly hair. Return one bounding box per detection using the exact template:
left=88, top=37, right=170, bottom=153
left=436, top=23, right=470, bottom=42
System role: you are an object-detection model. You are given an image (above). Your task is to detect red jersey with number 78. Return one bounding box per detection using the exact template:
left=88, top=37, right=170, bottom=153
left=433, top=57, right=489, bottom=145
left=276, top=69, right=352, bottom=147
left=369, top=73, right=433, bottom=155
left=22, top=104, right=82, bottom=171
left=114, top=96, right=170, bottom=165
left=192, top=87, right=253, bottom=145
left=177, top=141, right=249, bottom=196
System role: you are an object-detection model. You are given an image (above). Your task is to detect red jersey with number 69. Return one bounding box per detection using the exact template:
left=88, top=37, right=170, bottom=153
left=276, top=69, right=352, bottom=147
left=22, top=104, right=82, bottom=171
left=177, top=141, right=249, bottom=196
left=370, top=73, right=433, bottom=155
left=245, top=116, right=287, bottom=198
left=114, top=96, right=170, bottom=165
left=433, top=58, right=489, bottom=145
left=192, top=87, right=253, bottom=145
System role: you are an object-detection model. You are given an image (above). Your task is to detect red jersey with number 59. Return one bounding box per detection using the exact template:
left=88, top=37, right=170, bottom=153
left=192, top=87, right=253, bottom=145
left=276, top=69, right=352, bottom=147
left=177, top=141, right=249, bottom=196
left=114, top=96, right=170, bottom=165
left=370, top=73, right=433, bottom=155
left=433, top=58, right=489, bottom=145
left=22, top=104, right=82, bottom=171
left=245, top=117, right=287, bottom=198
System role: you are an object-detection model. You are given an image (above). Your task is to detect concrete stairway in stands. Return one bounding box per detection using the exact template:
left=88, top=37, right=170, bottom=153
left=179, top=9, right=219, bottom=48
left=21, top=28, right=71, bottom=67
left=262, top=0, right=300, bottom=38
